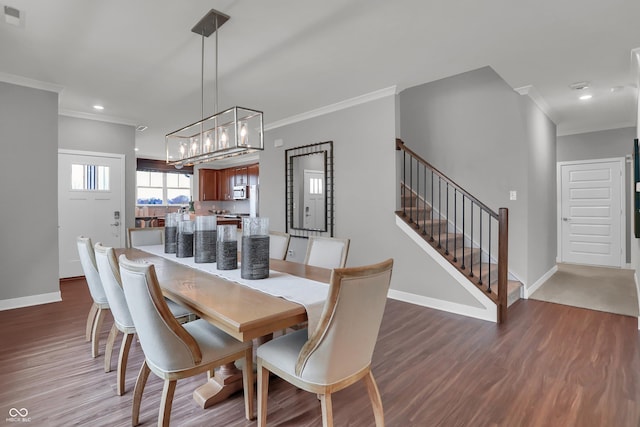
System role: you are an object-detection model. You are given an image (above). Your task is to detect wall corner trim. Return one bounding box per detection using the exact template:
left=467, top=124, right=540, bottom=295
left=0, top=291, right=62, bottom=311
left=513, top=84, right=556, bottom=125
left=523, top=264, right=558, bottom=299
left=264, top=86, right=397, bottom=131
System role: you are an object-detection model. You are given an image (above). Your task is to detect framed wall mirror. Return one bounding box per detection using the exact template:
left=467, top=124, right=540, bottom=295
left=285, top=141, right=334, bottom=238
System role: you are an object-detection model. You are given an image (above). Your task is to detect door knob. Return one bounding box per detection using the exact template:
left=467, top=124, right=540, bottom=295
left=111, top=221, right=120, bottom=226
left=562, top=217, right=570, bottom=222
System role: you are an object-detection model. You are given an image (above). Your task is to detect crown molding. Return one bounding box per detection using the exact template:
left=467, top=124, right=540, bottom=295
left=265, top=86, right=397, bottom=131
left=557, top=120, right=636, bottom=137
left=0, top=71, right=64, bottom=93
left=513, top=84, right=557, bottom=125
left=59, top=109, right=139, bottom=127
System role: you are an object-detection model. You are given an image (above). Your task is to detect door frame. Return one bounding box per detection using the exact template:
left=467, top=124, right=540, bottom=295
left=556, top=157, right=625, bottom=266
left=58, top=148, right=127, bottom=249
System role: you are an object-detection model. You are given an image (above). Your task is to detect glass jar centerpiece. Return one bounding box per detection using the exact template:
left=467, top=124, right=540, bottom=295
left=241, top=217, right=270, bottom=279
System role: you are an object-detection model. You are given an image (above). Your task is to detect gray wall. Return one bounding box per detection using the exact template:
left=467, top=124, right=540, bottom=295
left=558, top=127, right=634, bottom=263
left=59, top=116, right=136, bottom=231
left=261, top=96, right=483, bottom=307
left=0, top=82, right=59, bottom=300
left=398, top=66, right=557, bottom=286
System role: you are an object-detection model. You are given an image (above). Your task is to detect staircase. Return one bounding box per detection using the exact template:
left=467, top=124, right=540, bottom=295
left=396, top=139, right=522, bottom=323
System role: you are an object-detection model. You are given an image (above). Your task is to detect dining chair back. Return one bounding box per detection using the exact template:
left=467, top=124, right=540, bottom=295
left=257, top=258, right=393, bottom=427
left=76, top=236, right=110, bottom=358
left=269, top=231, right=291, bottom=260
left=95, top=244, right=194, bottom=396
left=127, top=227, right=164, bottom=248
left=304, top=236, right=350, bottom=269
left=119, top=254, right=254, bottom=426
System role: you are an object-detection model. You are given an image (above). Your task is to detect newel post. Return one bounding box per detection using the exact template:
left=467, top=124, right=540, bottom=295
left=497, top=208, right=508, bottom=323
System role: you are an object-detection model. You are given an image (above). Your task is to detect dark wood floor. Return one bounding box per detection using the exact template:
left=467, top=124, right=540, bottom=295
left=1, top=279, right=639, bottom=427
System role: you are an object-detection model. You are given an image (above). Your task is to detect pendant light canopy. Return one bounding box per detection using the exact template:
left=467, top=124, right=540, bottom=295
left=166, top=9, right=264, bottom=167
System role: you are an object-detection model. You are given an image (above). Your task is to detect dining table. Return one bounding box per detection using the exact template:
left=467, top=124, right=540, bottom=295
left=117, top=246, right=332, bottom=409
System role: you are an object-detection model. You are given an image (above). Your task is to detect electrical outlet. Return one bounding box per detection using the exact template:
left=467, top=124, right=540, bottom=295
left=509, top=190, right=517, bottom=201
left=287, top=249, right=294, bottom=257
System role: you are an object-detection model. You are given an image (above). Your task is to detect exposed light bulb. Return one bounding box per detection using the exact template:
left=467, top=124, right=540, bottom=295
left=239, top=123, right=248, bottom=145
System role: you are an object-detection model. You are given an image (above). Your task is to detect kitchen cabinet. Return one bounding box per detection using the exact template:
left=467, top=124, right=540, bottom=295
left=221, top=168, right=234, bottom=200
left=248, top=163, right=259, bottom=186
left=199, top=169, right=219, bottom=201
left=234, top=166, right=248, bottom=186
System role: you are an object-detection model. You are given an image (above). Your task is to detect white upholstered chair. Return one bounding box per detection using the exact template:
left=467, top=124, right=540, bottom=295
left=304, top=236, right=350, bottom=269
left=94, top=243, right=192, bottom=396
left=76, top=236, right=111, bottom=358
left=127, top=227, right=164, bottom=248
left=257, top=258, right=393, bottom=427
left=119, top=254, right=254, bottom=427
left=269, top=231, right=291, bottom=260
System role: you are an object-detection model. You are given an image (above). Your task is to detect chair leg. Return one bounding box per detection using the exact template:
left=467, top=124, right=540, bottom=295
left=320, top=393, right=334, bottom=427
left=257, top=361, right=270, bottom=427
left=91, top=307, right=108, bottom=358
left=242, top=348, right=255, bottom=420
left=363, top=370, right=385, bottom=427
left=116, top=333, right=135, bottom=396
left=132, top=361, right=150, bottom=427
left=85, top=303, right=98, bottom=342
left=159, top=380, right=177, bottom=427
left=105, top=324, right=119, bottom=372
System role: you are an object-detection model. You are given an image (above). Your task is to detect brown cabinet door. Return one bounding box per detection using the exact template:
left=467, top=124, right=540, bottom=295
left=222, top=168, right=234, bottom=200
left=234, top=166, right=248, bottom=186
left=199, top=169, right=219, bottom=201
left=248, top=163, right=259, bottom=186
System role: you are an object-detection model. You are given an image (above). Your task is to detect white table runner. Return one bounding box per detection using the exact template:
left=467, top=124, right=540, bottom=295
left=136, top=245, right=328, bottom=336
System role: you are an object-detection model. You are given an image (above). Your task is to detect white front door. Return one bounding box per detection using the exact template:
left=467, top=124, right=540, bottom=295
left=303, top=169, right=325, bottom=230
left=58, top=150, right=125, bottom=278
left=559, top=158, right=624, bottom=267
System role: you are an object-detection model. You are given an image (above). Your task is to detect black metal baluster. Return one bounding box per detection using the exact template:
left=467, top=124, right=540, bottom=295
left=422, top=164, right=427, bottom=235
left=478, top=210, right=483, bottom=286
left=416, top=159, right=420, bottom=230
left=430, top=171, right=434, bottom=242
left=461, top=196, right=466, bottom=270
left=487, top=218, right=492, bottom=293
left=445, top=182, right=450, bottom=255
left=453, top=189, right=458, bottom=262
left=469, top=203, right=474, bottom=278
left=409, top=156, right=413, bottom=223
left=437, top=177, right=442, bottom=249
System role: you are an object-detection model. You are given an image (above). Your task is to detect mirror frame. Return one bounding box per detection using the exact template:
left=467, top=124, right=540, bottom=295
left=285, top=141, right=334, bottom=238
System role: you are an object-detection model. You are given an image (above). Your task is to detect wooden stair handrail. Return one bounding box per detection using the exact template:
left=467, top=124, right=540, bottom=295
left=397, top=138, right=510, bottom=322
left=396, top=138, right=499, bottom=219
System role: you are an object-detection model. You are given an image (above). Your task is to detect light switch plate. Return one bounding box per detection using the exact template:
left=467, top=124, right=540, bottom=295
left=509, top=190, right=517, bottom=201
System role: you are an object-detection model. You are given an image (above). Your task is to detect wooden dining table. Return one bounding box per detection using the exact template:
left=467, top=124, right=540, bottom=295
left=117, top=247, right=332, bottom=409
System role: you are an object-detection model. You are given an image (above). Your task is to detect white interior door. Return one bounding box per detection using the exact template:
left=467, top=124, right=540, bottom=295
left=58, top=150, right=125, bottom=278
left=559, top=158, right=624, bottom=267
left=303, top=169, right=325, bottom=230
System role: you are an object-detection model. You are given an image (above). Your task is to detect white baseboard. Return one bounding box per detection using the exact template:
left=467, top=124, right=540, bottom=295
left=0, top=291, right=62, bottom=311
left=387, top=289, right=497, bottom=323
left=523, top=265, right=558, bottom=299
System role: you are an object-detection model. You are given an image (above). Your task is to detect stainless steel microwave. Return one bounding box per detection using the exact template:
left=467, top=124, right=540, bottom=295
left=233, top=185, right=247, bottom=199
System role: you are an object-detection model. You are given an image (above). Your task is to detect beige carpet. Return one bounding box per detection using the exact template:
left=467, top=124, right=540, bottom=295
left=530, top=263, right=638, bottom=317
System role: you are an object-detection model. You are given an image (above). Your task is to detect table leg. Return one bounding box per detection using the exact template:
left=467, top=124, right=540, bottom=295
left=193, top=333, right=273, bottom=409
left=193, top=363, right=244, bottom=409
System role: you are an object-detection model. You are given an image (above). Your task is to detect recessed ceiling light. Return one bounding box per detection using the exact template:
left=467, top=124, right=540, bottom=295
left=93, top=105, right=104, bottom=110
left=579, top=94, right=592, bottom=100
left=569, top=81, right=590, bottom=91
left=134, top=147, right=139, bottom=152
left=136, top=125, right=148, bottom=132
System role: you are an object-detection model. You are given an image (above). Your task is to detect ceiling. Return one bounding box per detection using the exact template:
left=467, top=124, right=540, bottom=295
left=1, top=0, right=639, bottom=159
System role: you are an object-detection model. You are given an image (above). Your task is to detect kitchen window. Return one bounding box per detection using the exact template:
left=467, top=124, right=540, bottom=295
left=136, top=158, right=193, bottom=205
